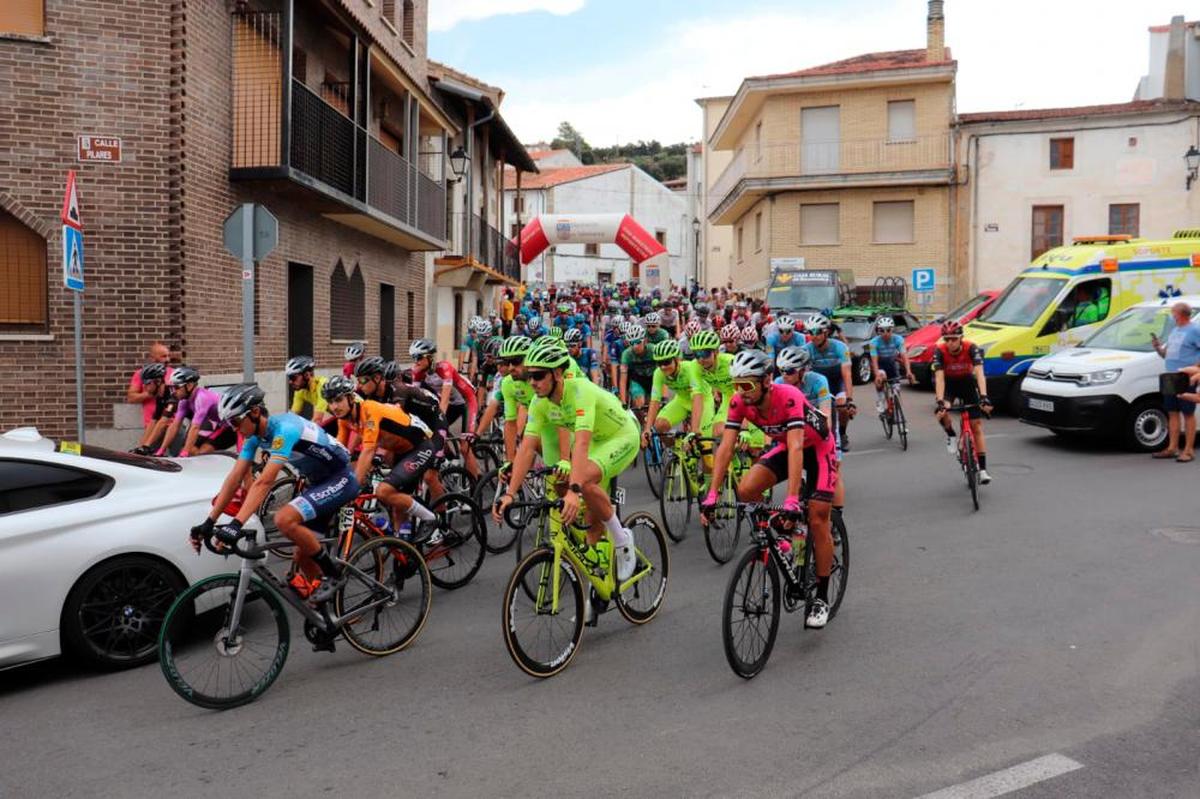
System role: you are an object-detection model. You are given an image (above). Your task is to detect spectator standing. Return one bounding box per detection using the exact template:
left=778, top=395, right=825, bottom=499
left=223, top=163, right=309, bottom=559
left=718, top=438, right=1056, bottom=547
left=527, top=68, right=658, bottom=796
left=500, top=289, right=516, bottom=336
left=127, top=341, right=172, bottom=435
left=1152, top=302, right=1200, bottom=462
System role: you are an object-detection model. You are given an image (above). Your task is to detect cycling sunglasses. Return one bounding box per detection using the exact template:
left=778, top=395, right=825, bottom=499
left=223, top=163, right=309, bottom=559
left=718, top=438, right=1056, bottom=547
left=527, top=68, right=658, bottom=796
left=781, top=367, right=801, bottom=376
left=527, top=369, right=552, bottom=382
left=734, top=379, right=760, bottom=393
left=500, top=357, right=523, bottom=366
left=357, top=374, right=380, bottom=384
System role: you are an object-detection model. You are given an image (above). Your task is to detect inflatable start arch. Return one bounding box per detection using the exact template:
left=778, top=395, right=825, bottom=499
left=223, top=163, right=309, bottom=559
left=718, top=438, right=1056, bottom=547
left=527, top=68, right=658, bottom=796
left=518, top=214, right=668, bottom=289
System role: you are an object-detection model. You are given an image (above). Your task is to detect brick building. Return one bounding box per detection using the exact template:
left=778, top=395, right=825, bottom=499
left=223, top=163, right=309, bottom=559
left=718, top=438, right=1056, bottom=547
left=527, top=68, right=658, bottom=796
left=0, top=0, right=453, bottom=444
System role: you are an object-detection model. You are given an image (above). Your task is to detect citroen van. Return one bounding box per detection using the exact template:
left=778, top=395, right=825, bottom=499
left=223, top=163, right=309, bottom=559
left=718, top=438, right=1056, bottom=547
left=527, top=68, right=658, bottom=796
left=964, top=230, right=1200, bottom=411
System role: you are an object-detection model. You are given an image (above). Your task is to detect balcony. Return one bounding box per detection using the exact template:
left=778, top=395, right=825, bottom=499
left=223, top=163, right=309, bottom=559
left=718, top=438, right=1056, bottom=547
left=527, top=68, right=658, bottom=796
left=708, top=133, right=953, bottom=225
left=434, top=211, right=521, bottom=288
left=230, top=9, right=448, bottom=251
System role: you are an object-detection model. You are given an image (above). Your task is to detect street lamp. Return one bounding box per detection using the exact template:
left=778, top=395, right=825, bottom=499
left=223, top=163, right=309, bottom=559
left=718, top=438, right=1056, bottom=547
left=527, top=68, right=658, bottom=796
left=691, top=217, right=701, bottom=289
left=449, top=146, right=469, bottom=183
left=1186, top=145, right=1200, bottom=191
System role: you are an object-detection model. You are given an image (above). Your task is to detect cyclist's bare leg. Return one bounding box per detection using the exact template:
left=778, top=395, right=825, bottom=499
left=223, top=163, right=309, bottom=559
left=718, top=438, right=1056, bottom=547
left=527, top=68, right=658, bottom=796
left=275, top=505, right=324, bottom=581
left=735, top=463, right=776, bottom=503
left=574, top=460, right=613, bottom=547
left=970, top=417, right=986, bottom=456
left=809, top=499, right=833, bottom=578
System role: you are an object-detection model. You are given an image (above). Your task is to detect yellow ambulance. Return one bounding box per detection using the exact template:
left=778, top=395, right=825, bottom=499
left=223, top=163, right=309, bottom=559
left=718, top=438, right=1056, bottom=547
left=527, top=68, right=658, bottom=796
left=965, top=230, right=1200, bottom=410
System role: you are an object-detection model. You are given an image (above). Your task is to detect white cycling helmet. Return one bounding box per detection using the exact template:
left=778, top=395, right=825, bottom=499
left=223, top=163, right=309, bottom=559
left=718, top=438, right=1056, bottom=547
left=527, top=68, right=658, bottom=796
left=805, top=314, right=832, bottom=335
left=643, top=311, right=661, bottom=326
left=776, top=346, right=811, bottom=372
left=729, top=348, right=773, bottom=378
left=409, top=338, right=437, bottom=358
left=776, top=315, right=795, bottom=333
left=343, top=341, right=365, bottom=360
left=875, top=316, right=895, bottom=332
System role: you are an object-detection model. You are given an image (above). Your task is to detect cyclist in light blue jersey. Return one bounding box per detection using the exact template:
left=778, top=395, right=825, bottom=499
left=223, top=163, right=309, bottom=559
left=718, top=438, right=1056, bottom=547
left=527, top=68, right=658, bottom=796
left=867, top=316, right=915, bottom=415
left=765, top=315, right=804, bottom=356
left=804, top=314, right=855, bottom=451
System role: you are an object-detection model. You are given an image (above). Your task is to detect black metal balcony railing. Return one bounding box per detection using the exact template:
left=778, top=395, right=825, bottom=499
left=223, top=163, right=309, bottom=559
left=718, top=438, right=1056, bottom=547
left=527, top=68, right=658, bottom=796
left=231, top=10, right=447, bottom=245
left=475, top=213, right=521, bottom=282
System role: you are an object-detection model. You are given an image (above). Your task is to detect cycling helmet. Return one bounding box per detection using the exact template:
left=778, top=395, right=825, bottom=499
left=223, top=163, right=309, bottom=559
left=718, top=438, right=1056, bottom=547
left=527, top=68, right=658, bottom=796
left=343, top=342, right=365, bottom=360
left=321, top=375, right=357, bottom=402
left=776, top=316, right=795, bottom=333
left=652, top=339, right=681, bottom=362
left=139, top=363, right=167, bottom=383
left=683, top=319, right=701, bottom=338
left=549, top=326, right=564, bottom=340
left=383, top=360, right=402, bottom=382
left=625, top=323, right=647, bottom=344
left=690, top=330, right=721, bottom=353
left=729, top=348, right=773, bottom=379
left=285, top=355, right=315, bottom=378
left=776, top=346, right=812, bottom=372
left=169, top=366, right=200, bottom=386
left=563, top=328, right=583, bottom=345
left=355, top=356, right=387, bottom=377
left=470, top=317, right=493, bottom=337
left=409, top=338, right=437, bottom=358
left=498, top=335, right=533, bottom=359
left=876, top=316, right=895, bottom=332
left=805, top=314, right=832, bottom=335
left=740, top=326, right=759, bottom=344
left=695, top=303, right=711, bottom=317
left=940, top=319, right=964, bottom=338
left=643, top=311, right=661, bottom=326
left=217, top=383, right=265, bottom=422
left=483, top=337, right=503, bottom=357
left=720, top=323, right=740, bottom=342
left=524, top=338, right=571, bottom=369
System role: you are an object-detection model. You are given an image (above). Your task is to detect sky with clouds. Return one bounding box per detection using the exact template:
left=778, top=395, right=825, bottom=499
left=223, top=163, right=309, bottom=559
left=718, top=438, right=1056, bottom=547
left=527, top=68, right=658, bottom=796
left=429, top=0, right=1191, bottom=147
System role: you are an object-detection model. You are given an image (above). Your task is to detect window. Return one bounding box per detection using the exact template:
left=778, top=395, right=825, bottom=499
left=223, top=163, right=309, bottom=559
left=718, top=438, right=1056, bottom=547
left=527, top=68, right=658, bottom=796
left=801, top=203, right=839, bottom=245
left=1040, top=278, right=1112, bottom=335
left=0, top=209, right=47, bottom=330
left=737, top=226, right=744, bottom=261
left=801, top=106, right=840, bottom=174
left=655, top=230, right=667, bottom=246
left=0, top=460, right=111, bottom=515
left=330, top=260, right=365, bottom=339
left=872, top=201, right=915, bottom=244
left=755, top=121, right=763, bottom=161
left=402, top=0, right=415, bottom=46
left=887, top=100, right=916, bottom=142
left=1109, top=203, right=1140, bottom=237
left=1050, top=138, right=1074, bottom=170
left=513, top=195, right=525, bottom=214
left=584, top=243, right=599, bottom=256
left=754, top=213, right=762, bottom=251
left=1031, top=205, right=1064, bottom=259
left=382, top=0, right=396, bottom=26
left=0, top=0, right=43, bottom=37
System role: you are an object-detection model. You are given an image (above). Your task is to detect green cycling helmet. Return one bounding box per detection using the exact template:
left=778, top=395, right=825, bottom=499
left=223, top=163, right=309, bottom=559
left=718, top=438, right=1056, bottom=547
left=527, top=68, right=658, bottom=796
left=652, top=339, right=681, bottom=362
left=498, top=335, right=532, bottom=359
left=524, top=337, right=571, bottom=369
left=690, top=329, right=720, bottom=353
left=548, top=326, right=564, bottom=339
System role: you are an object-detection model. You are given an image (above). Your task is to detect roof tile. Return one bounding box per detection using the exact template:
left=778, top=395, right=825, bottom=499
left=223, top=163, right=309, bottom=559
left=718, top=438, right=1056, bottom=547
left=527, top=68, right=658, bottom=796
left=503, top=163, right=629, bottom=190
left=752, top=48, right=954, bottom=81
left=959, top=99, right=1200, bottom=124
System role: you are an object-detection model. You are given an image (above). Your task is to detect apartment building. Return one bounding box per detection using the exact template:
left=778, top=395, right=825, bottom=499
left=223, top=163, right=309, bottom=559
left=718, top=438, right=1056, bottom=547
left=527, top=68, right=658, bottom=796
left=702, top=1, right=957, bottom=309
left=0, top=0, right=452, bottom=442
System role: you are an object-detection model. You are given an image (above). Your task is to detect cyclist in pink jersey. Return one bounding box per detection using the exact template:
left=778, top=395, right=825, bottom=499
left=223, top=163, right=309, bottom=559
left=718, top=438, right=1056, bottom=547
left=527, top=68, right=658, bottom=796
left=702, top=348, right=839, bottom=628
left=156, top=367, right=237, bottom=457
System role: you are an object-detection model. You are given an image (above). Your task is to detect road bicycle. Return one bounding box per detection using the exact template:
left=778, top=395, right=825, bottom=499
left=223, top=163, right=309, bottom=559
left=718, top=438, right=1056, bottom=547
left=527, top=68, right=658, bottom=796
left=158, top=500, right=432, bottom=709
left=632, top=411, right=667, bottom=499
left=699, top=444, right=758, bottom=565
left=474, top=462, right=548, bottom=555
left=945, top=400, right=989, bottom=511
left=721, top=502, right=849, bottom=679
left=499, top=481, right=669, bottom=678
left=878, top=377, right=909, bottom=451
left=658, top=431, right=707, bottom=544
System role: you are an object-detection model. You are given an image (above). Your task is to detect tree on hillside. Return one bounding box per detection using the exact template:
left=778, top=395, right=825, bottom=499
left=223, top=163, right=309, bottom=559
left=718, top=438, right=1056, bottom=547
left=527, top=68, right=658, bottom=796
left=549, top=122, right=694, bottom=181
left=551, top=121, right=594, bottom=164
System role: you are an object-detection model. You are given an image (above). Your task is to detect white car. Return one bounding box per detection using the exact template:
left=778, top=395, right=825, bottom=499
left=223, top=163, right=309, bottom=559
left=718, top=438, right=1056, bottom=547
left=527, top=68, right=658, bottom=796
left=1018, top=296, right=1197, bottom=451
left=0, top=427, right=258, bottom=670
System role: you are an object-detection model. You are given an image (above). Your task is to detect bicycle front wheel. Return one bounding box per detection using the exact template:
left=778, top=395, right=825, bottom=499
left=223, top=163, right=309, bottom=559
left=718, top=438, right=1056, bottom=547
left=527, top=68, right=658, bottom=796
left=502, top=549, right=585, bottom=678
left=722, top=546, right=781, bottom=679
left=643, top=438, right=664, bottom=499
left=616, top=511, right=670, bottom=624
left=261, top=477, right=299, bottom=560
left=658, top=452, right=692, bottom=543
left=338, top=537, right=432, bottom=656
left=826, top=511, right=850, bottom=620
left=158, top=573, right=289, bottom=710
left=475, top=468, right=519, bottom=554
left=704, top=469, right=742, bottom=565
left=895, top=395, right=908, bottom=451
left=880, top=402, right=894, bottom=440
left=962, top=434, right=980, bottom=511
left=419, top=492, right=486, bottom=590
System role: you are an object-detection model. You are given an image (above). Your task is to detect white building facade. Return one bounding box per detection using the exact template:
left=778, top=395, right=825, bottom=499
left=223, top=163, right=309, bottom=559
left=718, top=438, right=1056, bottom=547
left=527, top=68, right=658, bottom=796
left=958, top=101, right=1200, bottom=293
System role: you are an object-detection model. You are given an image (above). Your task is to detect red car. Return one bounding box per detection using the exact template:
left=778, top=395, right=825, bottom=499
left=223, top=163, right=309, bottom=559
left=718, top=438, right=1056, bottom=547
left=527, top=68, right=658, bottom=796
left=908, top=290, right=1000, bottom=387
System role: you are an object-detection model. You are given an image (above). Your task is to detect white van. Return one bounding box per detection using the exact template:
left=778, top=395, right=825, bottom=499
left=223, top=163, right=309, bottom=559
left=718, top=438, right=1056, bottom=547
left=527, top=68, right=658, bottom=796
left=1018, top=295, right=1199, bottom=451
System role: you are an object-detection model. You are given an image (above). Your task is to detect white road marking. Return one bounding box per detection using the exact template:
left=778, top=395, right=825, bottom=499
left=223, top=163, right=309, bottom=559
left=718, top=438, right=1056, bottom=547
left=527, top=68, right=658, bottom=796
left=844, top=448, right=886, bottom=456
left=914, top=753, right=1083, bottom=799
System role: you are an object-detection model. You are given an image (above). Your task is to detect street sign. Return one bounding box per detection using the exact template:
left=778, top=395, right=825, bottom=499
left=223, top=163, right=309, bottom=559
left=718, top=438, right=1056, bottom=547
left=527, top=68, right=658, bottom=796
left=77, top=136, right=122, bottom=163
left=61, top=170, right=81, bottom=230
left=912, top=267, right=936, bottom=293
left=62, top=225, right=85, bottom=292
left=223, top=203, right=279, bottom=262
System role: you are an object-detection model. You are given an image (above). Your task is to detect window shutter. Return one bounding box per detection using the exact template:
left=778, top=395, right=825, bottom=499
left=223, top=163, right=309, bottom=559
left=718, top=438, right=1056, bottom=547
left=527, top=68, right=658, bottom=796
left=887, top=100, right=916, bottom=142
left=800, top=204, right=839, bottom=245
left=873, top=201, right=915, bottom=244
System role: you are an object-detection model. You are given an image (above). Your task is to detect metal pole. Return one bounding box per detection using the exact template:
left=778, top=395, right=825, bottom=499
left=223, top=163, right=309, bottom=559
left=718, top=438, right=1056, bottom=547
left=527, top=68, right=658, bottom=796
left=74, top=291, right=85, bottom=443
left=242, top=203, right=255, bottom=382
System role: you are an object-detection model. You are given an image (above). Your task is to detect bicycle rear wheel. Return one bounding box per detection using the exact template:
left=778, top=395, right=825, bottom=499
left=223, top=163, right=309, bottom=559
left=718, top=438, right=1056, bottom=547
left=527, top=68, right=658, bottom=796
left=704, top=469, right=742, bottom=565
left=643, top=436, right=664, bottom=499
left=439, top=465, right=476, bottom=496
left=615, top=511, right=669, bottom=624
left=475, top=468, right=519, bottom=554
left=895, top=394, right=908, bottom=451
left=502, top=549, right=585, bottom=678
left=879, top=402, right=894, bottom=440
left=337, top=537, right=431, bottom=656
left=722, top=546, right=781, bottom=679
left=261, top=477, right=299, bottom=560
left=418, top=492, right=486, bottom=590
left=827, top=511, right=849, bottom=619
left=158, top=573, right=289, bottom=710
left=658, top=452, right=692, bottom=543
left=962, top=433, right=980, bottom=511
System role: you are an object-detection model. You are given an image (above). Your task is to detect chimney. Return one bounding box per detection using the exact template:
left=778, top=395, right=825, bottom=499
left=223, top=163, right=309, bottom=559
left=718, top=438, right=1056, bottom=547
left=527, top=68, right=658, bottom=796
left=1164, top=15, right=1186, bottom=100
left=927, top=0, right=945, bottom=62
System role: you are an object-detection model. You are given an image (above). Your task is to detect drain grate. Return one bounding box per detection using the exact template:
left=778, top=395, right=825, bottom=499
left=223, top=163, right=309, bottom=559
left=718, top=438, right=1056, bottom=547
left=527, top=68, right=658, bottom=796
left=1150, top=526, right=1200, bottom=544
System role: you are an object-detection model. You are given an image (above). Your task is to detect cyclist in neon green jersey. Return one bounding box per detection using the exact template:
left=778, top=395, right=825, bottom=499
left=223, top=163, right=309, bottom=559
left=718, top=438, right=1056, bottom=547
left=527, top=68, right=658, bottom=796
left=494, top=339, right=640, bottom=580
left=643, top=339, right=715, bottom=447
left=496, top=336, right=536, bottom=463
left=691, top=330, right=766, bottom=451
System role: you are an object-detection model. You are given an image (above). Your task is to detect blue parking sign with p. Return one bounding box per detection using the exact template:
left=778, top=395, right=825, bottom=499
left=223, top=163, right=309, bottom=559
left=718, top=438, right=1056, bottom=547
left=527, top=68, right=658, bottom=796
left=912, top=268, right=935, bottom=293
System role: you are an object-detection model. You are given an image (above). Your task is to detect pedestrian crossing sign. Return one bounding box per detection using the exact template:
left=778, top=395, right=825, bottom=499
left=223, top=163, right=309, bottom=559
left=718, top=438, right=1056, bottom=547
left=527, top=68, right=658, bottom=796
left=63, top=224, right=85, bottom=291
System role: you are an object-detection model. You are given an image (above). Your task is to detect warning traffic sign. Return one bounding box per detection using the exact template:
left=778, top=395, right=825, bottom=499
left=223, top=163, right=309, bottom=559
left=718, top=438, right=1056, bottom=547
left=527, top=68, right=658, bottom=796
left=61, top=170, right=81, bottom=230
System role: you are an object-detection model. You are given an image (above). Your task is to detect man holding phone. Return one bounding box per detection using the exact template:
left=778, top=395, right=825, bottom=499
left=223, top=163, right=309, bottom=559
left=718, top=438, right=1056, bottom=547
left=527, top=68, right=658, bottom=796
left=1151, top=302, right=1200, bottom=462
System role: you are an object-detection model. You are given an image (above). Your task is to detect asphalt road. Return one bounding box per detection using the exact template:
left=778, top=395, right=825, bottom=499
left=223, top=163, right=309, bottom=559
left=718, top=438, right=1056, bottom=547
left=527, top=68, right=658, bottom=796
left=3, top=396, right=1199, bottom=799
